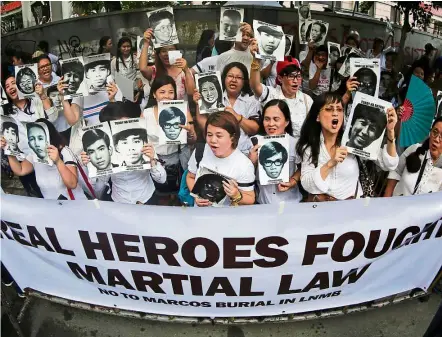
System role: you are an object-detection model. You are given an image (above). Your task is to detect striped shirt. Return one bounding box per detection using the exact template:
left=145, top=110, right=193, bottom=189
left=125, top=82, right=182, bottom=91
left=72, top=92, right=109, bottom=126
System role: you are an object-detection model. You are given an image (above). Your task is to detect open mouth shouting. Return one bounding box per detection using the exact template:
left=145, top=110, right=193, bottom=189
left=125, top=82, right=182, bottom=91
left=331, top=119, right=339, bottom=129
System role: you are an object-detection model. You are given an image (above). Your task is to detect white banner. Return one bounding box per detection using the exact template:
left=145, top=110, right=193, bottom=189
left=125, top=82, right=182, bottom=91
left=1, top=193, right=442, bottom=317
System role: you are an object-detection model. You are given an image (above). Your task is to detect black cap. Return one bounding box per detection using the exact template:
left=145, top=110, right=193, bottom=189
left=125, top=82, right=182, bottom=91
left=425, top=43, right=436, bottom=52
left=257, top=25, right=284, bottom=39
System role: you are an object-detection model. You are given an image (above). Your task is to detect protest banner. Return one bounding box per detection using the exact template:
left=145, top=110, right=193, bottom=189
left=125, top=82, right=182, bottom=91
left=1, top=193, right=441, bottom=318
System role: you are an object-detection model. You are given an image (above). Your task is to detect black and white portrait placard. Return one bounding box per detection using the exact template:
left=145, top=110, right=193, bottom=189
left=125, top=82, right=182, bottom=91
left=306, top=20, right=329, bottom=46
left=342, top=92, right=390, bottom=161
left=46, top=85, right=62, bottom=110
left=219, top=7, right=244, bottom=42
left=15, top=64, right=38, bottom=99
left=191, top=165, right=230, bottom=206
left=257, top=134, right=290, bottom=186
left=25, top=121, right=53, bottom=166
left=328, top=42, right=341, bottom=67
left=350, top=58, right=381, bottom=98
left=1, top=84, right=8, bottom=105
left=147, top=7, right=179, bottom=48
left=436, top=91, right=442, bottom=119
left=158, top=100, right=187, bottom=145
left=59, top=56, right=88, bottom=100
left=137, top=36, right=155, bottom=64
left=1, top=116, right=25, bottom=160
left=195, top=71, right=224, bottom=114
left=285, top=35, right=294, bottom=56
left=338, top=48, right=364, bottom=77
left=84, top=53, right=111, bottom=94
left=253, top=20, right=285, bottom=62
left=110, top=118, right=151, bottom=173
left=299, top=19, right=310, bottom=44
left=81, top=122, right=116, bottom=178
left=298, top=3, right=311, bottom=21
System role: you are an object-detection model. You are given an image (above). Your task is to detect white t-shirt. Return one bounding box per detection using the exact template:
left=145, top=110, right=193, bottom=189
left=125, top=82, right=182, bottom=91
left=192, top=55, right=219, bottom=74
left=72, top=88, right=123, bottom=126
left=109, top=163, right=166, bottom=204
left=188, top=145, right=255, bottom=207
left=216, top=49, right=253, bottom=75
left=261, top=59, right=277, bottom=88
left=309, top=62, right=331, bottom=96
left=26, top=147, right=87, bottom=200
left=257, top=135, right=302, bottom=204
left=258, top=86, right=313, bottom=138
left=388, top=143, right=442, bottom=196
left=111, top=55, right=139, bottom=82
left=39, top=73, right=60, bottom=88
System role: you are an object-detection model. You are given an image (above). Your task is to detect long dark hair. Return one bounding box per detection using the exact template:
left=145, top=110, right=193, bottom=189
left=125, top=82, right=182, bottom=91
left=154, top=45, right=178, bottom=78
left=259, top=99, right=293, bottom=136
left=146, top=75, right=177, bottom=108
left=296, top=92, right=344, bottom=167
left=98, top=36, right=111, bottom=54
left=405, top=117, right=442, bottom=173
left=116, top=37, right=134, bottom=73
left=35, top=118, right=66, bottom=150
left=221, top=62, right=252, bottom=96
left=196, top=29, right=215, bottom=62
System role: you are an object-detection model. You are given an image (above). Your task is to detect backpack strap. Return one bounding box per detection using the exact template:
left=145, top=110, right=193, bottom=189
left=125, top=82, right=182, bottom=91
left=195, top=142, right=206, bottom=169
left=413, top=153, right=428, bottom=195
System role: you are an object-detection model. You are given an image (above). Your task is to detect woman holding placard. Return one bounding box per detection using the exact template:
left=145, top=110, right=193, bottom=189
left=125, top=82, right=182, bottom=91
left=248, top=99, right=302, bottom=204
left=142, top=76, right=196, bottom=199
left=193, top=62, right=260, bottom=154
left=384, top=117, right=442, bottom=197
left=296, top=92, right=399, bottom=201
left=139, top=28, right=195, bottom=100
left=186, top=111, right=255, bottom=207
left=1, top=118, right=86, bottom=200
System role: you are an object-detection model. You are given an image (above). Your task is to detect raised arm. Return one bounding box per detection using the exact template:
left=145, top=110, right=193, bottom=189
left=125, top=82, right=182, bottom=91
left=48, top=145, right=78, bottom=189
left=139, top=29, right=154, bottom=81
left=249, top=38, right=263, bottom=98
left=175, top=58, right=196, bottom=95
left=309, top=58, right=327, bottom=90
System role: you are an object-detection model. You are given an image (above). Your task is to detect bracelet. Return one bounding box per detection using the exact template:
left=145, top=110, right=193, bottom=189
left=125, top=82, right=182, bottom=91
left=290, top=176, right=299, bottom=185
left=230, top=191, right=243, bottom=205
left=238, top=115, right=243, bottom=124
left=387, top=136, right=395, bottom=143
left=251, top=61, right=261, bottom=71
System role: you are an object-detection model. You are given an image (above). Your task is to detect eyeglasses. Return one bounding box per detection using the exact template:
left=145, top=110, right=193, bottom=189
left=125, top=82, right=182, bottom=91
left=38, top=63, right=52, bottom=71
left=154, top=24, right=173, bottom=34
left=263, top=159, right=283, bottom=167
left=226, top=74, right=244, bottom=81
left=284, top=73, right=302, bottom=81
left=430, top=128, right=442, bottom=141
left=164, top=123, right=181, bottom=130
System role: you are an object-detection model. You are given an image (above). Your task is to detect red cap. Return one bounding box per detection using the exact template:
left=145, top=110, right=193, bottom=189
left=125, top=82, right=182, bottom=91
left=276, top=57, right=301, bottom=85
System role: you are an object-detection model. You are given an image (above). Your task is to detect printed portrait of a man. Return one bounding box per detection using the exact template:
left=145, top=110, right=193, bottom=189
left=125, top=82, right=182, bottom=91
left=259, top=141, right=288, bottom=179
left=85, top=59, right=110, bottom=93
left=113, top=127, right=148, bottom=166
left=159, top=106, right=186, bottom=141
left=26, top=122, right=49, bottom=163
left=220, top=9, right=241, bottom=39
left=16, top=67, right=37, bottom=95
left=149, top=10, right=176, bottom=45
left=257, top=25, right=284, bottom=57
left=82, top=129, right=115, bottom=172
left=2, top=120, right=24, bottom=156
left=61, top=60, right=85, bottom=95
left=354, top=67, right=377, bottom=97
left=347, top=104, right=387, bottom=151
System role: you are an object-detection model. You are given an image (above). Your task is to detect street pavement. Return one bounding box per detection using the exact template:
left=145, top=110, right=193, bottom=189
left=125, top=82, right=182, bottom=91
left=3, top=294, right=440, bottom=337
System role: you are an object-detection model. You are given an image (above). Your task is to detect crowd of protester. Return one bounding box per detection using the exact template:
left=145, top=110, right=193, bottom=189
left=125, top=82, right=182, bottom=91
left=1, top=14, right=441, bottom=208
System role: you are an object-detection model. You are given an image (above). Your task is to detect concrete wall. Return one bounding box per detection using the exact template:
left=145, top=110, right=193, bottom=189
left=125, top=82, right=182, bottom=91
left=2, top=5, right=442, bottom=66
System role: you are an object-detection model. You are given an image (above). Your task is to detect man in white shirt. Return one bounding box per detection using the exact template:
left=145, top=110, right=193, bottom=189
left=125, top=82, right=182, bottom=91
left=250, top=42, right=313, bottom=138
left=216, top=23, right=254, bottom=75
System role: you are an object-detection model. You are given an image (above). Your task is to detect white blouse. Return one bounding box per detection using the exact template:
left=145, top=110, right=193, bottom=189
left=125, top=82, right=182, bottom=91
left=388, top=143, right=442, bottom=196
left=257, top=135, right=302, bottom=204
left=301, top=133, right=399, bottom=200
left=222, top=91, right=261, bottom=155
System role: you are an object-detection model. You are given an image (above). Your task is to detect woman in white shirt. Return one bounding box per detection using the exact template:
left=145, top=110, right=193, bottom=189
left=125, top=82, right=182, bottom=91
left=296, top=92, right=399, bottom=201
left=384, top=117, right=442, bottom=196
left=193, top=62, right=260, bottom=154
left=110, top=37, right=138, bottom=82
left=82, top=101, right=167, bottom=204
left=142, top=76, right=196, bottom=198
left=1, top=118, right=86, bottom=200
left=248, top=99, right=302, bottom=204
left=186, top=111, right=256, bottom=207
left=140, top=28, right=195, bottom=100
